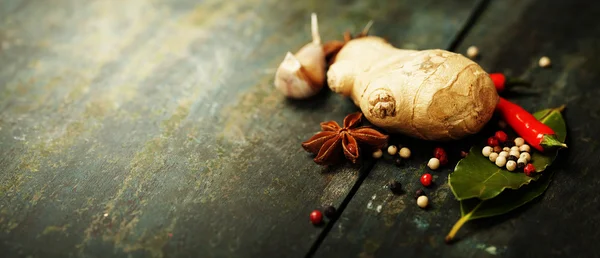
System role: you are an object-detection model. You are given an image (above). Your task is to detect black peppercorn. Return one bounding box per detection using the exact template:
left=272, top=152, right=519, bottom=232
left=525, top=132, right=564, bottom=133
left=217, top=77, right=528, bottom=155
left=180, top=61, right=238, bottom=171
left=517, top=162, right=526, bottom=169
left=414, top=189, right=425, bottom=199
left=323, top=206, right=337, bottom=219
left=508, top=155, right=518, bottom=161
left=394, top=157, right=403, bottom=167
left=388, top=180, right=402, bottom=194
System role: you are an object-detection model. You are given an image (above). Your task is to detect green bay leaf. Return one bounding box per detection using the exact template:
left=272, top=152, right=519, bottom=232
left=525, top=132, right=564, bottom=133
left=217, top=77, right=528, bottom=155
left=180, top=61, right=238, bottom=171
left=449, top=106, right=566, bottom=201
left=446, top=170, right=555, bottom=242
left=460, top=170, right=554, bottom=219
left=446, top=106, right=566, bottom=242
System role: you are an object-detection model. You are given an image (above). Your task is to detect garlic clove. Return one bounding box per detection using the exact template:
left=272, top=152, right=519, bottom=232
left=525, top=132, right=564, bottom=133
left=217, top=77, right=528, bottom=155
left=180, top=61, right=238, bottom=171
left=274, top=52, right=320, bottom=99
left=274, top=13, right=325, bottom=99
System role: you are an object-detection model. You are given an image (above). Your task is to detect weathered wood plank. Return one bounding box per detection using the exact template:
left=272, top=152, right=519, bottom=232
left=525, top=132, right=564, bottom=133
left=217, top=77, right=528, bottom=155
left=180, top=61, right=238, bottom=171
left=317, top=0, right=600, bottom=257
left=0, top=0, right=475, bottom=256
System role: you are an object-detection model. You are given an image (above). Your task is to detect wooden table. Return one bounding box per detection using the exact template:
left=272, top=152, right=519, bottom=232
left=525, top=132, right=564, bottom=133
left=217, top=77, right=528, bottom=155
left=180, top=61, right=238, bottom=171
left=1, top=0, right=598, bottom=257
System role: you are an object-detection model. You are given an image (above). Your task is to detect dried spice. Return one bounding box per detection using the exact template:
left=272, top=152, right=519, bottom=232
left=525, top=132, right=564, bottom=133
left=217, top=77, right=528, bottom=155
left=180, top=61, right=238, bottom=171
left=302, top=112, right=388, bottom=165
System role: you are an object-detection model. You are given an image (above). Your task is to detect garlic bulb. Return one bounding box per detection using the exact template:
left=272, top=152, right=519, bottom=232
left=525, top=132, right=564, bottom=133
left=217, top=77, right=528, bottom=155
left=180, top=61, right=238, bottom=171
left=274, top=13, right=325, bottom=99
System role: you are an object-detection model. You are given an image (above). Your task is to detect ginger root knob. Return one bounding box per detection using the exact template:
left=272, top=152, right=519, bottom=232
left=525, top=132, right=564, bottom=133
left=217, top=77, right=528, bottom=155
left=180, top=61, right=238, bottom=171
left=327, top=36, right=498, bottom=140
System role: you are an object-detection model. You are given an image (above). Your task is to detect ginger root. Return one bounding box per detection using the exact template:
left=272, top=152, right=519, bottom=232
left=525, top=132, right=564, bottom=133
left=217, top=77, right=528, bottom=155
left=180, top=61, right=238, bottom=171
left=327, top=36, right=498, bottom=140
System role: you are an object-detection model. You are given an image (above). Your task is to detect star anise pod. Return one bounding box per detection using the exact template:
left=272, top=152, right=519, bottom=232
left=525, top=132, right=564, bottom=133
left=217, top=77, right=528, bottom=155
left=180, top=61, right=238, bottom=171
left=302, top=112, right=388, bottom=165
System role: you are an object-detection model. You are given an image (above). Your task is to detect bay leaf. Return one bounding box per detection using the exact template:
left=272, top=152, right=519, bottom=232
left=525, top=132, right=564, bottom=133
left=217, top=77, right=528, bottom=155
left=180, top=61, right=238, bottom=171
left=445, top=107, right=566, bottom=243
left=459, top=170, right=554, bottom=220
left=448, top=106, right=566, bottom=201
left=446, top=170, right=554, bottom=242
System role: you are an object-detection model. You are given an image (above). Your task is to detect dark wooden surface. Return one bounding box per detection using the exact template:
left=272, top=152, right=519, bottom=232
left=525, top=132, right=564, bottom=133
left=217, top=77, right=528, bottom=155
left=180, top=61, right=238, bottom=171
left=0, top=0, right=480, bottom=257
left=317, top=0, right=600, bottom=257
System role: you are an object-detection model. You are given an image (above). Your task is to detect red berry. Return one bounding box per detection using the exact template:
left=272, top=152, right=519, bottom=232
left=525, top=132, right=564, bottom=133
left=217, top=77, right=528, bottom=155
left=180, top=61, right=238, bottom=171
left=420, top=173, right=433, bottom=187
left=433, top=147, right=446, bottom=159
left=439, top=155, right=448, bottom=166
left=487, top=137, right=499, bottom=147
left=494, top=131, right=508, bottom=143
left=433, top=147, right=448, bottom=166
left=310, top=210, right=323, bottom=225
left=523, top=164, right=536, bottom=176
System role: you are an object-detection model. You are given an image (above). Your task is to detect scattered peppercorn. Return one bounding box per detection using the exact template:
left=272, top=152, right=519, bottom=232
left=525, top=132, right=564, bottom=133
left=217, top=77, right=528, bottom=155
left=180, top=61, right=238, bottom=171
left=495, top=156, right=507, bottom=167
left=499, top=151, right=508, bottom=158
left=539, top=56, right=551, bottom=68
left=323, top=206, right=337, bottom=219
left=515, top=137, right=525, bottom=147
left=310, top=210, right=323, bottom=225
left=503, top=147, right=510, bottom=152
left=399, top=147, right=411, bottom=159
left=487, top=137, right=499, bottom=147
left=509, top=150, right=520, bottom=158
left=427, top=157, right=440, bottom=170
left=506, top=160, right=517, bottom=171
left=520, top=152, right=531, bottom=162
left=439, top=155, right=448, bottom=166
left=394, top=157, right=403, bottom=167
left=372, top=149, right=383, bottom=159
left=489, top=152, right=499, bottom=162
left=388, top=180, right=402, bottom=194
left=466, top=46, right=479, bottom=59
left=420, top=173, right=433, bottom=187
left=414, top=189, right=426, bottom=199
left=495, top=131, right=508, bottom=143
left=387, top=145, right=398, bottom=155
left=493, top=146, right=503, bottom=153
left=517, top=161, right=526, bottom=169
left=519, top=144, right=531, bottom=153
left=417, top=195, right=429, bottom=208
left=508, top=155, right=518, bottom=161
left=510, top=146, right=520, bottom=153
left=482, top=146, right=493, bottom=157
left=524, top=163, right=536, bottom=176
left=433, top=147, right=448, bottom=165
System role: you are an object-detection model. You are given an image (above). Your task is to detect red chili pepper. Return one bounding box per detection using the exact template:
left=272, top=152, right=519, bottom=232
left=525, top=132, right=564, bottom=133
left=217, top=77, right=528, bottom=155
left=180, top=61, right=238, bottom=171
left=490, top=73, right=507, bottom=92
left=489, top=73, right=530, bottom=93
left=496, top=97, right=567, bottom=152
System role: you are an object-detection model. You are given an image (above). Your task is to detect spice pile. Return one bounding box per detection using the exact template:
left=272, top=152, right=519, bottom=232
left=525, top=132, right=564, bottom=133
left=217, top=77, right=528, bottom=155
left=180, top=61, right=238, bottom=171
left=482, top=132, right=536, bottom=176
left=283, top=14, right=568, bottom=243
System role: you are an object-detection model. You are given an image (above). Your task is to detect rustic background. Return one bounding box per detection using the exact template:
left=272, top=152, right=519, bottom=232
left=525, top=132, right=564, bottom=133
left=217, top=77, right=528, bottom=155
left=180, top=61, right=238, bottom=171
left=1, top=0, right=598, bottom=257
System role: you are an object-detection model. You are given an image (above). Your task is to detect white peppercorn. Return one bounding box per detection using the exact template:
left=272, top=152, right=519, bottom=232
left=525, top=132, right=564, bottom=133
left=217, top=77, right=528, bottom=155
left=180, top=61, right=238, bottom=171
left=495, top=156, right=507, bottom=167
left=387, top=145, right=398, bottom=155
left=514, top=137, right=525, bottom=147
left=428, top=157, right=440, bottom=170
left=489, top=152, right=499, bottom=162
left=482, top=146, right=493, bottom=157
left=506, top=160, right=517, bottom=171
left=399, top=147, right=411, bottom=159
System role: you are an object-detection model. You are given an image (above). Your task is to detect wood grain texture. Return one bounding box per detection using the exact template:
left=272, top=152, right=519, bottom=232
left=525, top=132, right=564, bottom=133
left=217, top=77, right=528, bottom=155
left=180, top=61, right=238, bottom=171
left=317, top=0, right=600, bottom=257
left=0, top=0, right=475, bottom=257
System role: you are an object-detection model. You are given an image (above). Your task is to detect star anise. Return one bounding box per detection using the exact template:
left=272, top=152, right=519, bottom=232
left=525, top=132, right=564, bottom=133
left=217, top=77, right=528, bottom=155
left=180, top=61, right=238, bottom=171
left=302, top=112, right=389, bottom=165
